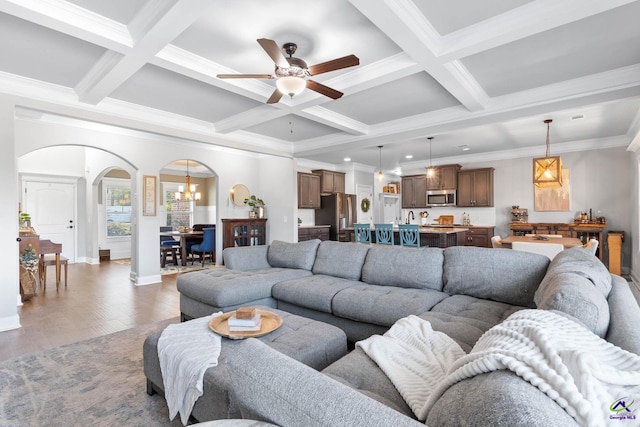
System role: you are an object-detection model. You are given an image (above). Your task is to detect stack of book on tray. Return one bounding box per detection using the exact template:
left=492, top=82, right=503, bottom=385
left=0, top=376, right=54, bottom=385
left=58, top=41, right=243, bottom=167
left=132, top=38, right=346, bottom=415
left=228, top=307, right=262, bottom=332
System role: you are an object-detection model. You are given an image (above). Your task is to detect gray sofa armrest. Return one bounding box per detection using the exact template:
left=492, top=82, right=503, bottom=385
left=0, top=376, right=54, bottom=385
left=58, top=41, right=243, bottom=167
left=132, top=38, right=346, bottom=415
left=223, top=245, right=271, bottom=270
left=606, top=275, right=640, bottom=355
left=228, top=339, right=423, bottom=427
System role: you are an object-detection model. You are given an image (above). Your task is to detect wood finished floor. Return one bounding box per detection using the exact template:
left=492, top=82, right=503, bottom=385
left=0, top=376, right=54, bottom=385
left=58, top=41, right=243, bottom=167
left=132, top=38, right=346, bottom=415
left=0, top=261, right=181, bottom=361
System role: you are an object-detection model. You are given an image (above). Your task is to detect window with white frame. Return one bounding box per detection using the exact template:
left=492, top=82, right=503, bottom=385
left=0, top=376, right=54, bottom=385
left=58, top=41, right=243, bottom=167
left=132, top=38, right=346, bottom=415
left=104, top=178, right=132, bottom=237
left=163, top=182, right=193, bottom=228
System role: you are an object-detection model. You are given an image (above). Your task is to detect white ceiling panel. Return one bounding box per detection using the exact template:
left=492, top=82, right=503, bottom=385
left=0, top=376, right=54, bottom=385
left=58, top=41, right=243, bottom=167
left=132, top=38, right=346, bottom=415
left=0, top=0, right=638, bottom=172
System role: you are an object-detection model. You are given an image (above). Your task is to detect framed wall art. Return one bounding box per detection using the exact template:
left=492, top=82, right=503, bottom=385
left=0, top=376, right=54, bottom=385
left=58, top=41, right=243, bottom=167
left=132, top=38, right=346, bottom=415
left=143, top=175, right=157, bottom=216
left=534, top=168, right=570, bottom=211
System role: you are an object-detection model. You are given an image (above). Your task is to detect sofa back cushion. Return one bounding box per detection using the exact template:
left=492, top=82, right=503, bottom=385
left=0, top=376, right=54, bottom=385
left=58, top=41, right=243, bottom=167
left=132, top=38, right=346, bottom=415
left=443, top=247, right=548, bottom=308
left=267, top=239, right=320, bottom=271
left=361, top=246, right=444, bottom=290
left=312, top=241, right=370, bottom=280
left=534, top=247, right=612, bottom=337
left=223, top=245, right=271, bottom=271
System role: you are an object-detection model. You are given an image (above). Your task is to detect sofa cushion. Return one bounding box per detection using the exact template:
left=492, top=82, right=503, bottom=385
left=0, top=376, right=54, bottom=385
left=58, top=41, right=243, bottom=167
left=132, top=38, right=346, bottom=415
left=417, top=311, right=491, bottom=353
left=430, top=294, right=525, bottom=328
left=222, top=245, right=271, bottom=271
left=312, top=241, right=370, bottom=280
left=361, top=246, right=444, bottom=291
left=177, top=267, right=312, bottom=308
left=272, top=275, right=362, bottom=314
left=267, top=239, right=320, bottom=271
left=545, top=246, right=612, bottom=296
left=443, top=246, right=548, bottom=307
left=332, top=284, right=448, bottom=327
left=534, top=271, right=610, bottom=337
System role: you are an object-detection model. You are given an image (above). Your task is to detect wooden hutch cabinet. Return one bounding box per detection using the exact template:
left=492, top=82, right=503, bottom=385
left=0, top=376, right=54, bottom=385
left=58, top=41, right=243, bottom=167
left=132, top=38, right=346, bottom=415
left=222, top=218, right=267, bottom=249
left=426, top=164, right=461, bottom=191
left=457, top=168, right=494, bottom=207
left=311, top=169, right=345, bottom=194
left=401, top=175, right=428, bottom=208
left=297, top=172, right=321, bottom=209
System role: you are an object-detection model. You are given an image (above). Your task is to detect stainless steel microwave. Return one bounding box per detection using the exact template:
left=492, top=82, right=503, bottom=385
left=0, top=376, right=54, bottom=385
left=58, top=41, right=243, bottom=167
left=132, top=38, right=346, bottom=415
left=426, top=189, right=456, bottom=207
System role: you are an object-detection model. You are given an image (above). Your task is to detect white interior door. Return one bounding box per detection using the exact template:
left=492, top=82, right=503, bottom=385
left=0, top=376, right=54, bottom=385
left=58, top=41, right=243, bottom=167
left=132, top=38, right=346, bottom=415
left=23, top=180, right=76, bottom=261
left=356, top=184, right=373, bottom=224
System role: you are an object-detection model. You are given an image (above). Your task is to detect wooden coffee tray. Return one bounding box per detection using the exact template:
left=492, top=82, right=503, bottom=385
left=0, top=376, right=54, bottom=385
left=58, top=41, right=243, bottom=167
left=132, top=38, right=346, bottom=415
left=209, top=309, right=283, bottom=340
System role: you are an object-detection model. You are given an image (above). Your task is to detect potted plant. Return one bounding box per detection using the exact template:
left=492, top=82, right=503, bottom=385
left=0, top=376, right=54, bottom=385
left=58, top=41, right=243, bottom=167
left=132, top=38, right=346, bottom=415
left=244, top=195, right=265, bottom=219
left=19, top=212, right=31, bottom=228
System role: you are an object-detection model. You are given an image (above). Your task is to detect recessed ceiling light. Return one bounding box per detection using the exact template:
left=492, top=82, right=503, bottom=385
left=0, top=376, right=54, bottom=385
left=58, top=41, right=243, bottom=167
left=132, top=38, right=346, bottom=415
left=571, top=114, right=585, bottom=120
left=458, top=145, right=470, bottom=151
left=343, top=157, right=351, bottom=162
left=405, top=155, right=413, bottom=159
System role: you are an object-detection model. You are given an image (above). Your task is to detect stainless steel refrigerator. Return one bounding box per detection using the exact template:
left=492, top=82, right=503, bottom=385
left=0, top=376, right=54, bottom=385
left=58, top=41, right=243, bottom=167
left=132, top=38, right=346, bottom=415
left=315, top=194, right=357, bottom=241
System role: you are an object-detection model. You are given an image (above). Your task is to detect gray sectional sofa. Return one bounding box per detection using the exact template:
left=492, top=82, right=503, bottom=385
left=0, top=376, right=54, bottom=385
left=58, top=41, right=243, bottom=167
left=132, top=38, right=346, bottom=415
left=175, top=239, right=640, bottom=426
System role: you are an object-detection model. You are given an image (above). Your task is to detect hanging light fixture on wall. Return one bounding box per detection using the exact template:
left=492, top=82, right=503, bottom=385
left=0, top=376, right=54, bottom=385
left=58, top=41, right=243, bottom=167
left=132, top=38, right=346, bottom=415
left=426, top=137, right=435, bottom=177
left=533, top=119, right=563, bottom=188
left=377, top=145, right=384, bottom=182
left=175, top=160, right=201, bottom=202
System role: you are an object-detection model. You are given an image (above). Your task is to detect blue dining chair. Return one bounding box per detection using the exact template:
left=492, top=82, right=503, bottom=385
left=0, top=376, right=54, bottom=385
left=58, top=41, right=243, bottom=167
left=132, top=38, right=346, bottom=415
left=190, top=227, right=216, bottom=266
left=398, top=224, right=420, bottom=247
left=354, top=223, right=372, bottom=244
left=374, top=224, right=394, bottom=245
left=160, top=226, right=180, bottom=267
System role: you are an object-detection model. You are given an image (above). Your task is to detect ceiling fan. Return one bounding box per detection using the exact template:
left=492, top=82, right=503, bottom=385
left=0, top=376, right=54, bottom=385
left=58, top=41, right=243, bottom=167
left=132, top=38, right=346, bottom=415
left=217, top=38, right=359, bottom=104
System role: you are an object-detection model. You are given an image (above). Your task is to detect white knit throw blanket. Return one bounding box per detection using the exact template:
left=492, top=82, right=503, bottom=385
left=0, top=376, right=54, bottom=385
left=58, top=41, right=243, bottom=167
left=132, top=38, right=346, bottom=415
left=358, top=310, right=640, bottom=427
left=158, top=313, right=222, bottom=425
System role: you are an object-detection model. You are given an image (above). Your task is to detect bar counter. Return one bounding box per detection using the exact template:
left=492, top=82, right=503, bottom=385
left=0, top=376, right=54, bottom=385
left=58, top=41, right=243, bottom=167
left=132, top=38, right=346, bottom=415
left=344, top=226, right=468, bottom=248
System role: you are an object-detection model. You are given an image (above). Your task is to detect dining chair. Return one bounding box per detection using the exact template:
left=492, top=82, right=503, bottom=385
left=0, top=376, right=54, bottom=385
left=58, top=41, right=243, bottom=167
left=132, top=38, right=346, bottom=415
left=491, top=235, right=503, bottom=248
left=354, top=224, right=372, bottom=244
left=583, top=238, right=599, bottom=256
left=39, top=254, right=68, bottom=290
left=511, top=241, right=564, bottom=260
left=398, top=224, right=420, bottom=247
left=190, top=227, right=216, bottom=266
left=374, top=224, right=394, bottom=245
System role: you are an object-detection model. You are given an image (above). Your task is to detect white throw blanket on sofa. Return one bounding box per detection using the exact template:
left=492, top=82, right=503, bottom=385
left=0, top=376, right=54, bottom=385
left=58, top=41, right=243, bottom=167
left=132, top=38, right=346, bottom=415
left=158, top=313, right=222, bottom=425
left=358, top=310, right=640, bottom=427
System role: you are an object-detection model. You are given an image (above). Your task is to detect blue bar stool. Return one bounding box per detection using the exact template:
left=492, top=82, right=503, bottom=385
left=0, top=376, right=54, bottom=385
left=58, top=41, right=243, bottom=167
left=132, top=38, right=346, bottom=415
left=399, top=224, right=420, bottom=247
left=374, top=224, right=394, bottom=245
left=354, top=223, right=372, bottom=244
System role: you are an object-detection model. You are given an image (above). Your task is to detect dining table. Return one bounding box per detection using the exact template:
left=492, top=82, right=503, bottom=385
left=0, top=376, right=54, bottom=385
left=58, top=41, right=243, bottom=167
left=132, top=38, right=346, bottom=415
left=159, top=230, right=203, bottom=266
left=501, top=235, right=583, bottom=249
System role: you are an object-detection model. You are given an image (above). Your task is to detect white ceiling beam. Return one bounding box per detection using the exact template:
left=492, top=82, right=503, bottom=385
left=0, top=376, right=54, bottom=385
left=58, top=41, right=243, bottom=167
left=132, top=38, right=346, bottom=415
left=0, top=0, right=132, bottom=51
left=349, top=0, right=489, bottom=112
left=439, top=0, right=640, bottom=61
left=75, top=0, right=212, bottom=105
left=297, top=107, right=369, bottom=136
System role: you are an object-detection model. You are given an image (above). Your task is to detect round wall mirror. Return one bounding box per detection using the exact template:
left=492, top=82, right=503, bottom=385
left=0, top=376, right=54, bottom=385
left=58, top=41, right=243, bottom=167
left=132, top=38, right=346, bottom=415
left=231, top=184, right=250, bottom=207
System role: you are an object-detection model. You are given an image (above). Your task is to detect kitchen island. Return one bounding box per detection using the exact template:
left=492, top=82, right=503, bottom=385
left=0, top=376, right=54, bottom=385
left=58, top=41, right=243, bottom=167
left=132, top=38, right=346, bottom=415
left=344, top=225, right=467, bottom=248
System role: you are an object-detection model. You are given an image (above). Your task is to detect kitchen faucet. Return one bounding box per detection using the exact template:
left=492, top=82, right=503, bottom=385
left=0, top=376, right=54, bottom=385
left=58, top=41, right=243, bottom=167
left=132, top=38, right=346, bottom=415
left=406, top=210, right=415, bottom=224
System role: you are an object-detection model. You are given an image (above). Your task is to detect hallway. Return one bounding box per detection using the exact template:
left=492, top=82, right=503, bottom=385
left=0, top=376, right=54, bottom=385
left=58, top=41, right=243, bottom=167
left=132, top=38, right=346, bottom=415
left=0, top=261, right=180, bottom=361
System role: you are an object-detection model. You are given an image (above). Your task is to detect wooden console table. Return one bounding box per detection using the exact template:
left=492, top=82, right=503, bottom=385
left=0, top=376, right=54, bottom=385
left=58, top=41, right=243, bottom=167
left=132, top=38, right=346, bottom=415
left=509, top=222, right=605, bottom=260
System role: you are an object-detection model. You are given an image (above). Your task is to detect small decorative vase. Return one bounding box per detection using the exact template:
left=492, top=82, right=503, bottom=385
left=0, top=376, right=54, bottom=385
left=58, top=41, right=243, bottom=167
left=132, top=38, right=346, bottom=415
left=254, top=207, right=264, bottom=219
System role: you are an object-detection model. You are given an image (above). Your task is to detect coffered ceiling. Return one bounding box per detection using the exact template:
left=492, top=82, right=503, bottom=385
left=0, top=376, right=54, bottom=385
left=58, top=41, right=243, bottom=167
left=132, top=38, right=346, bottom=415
left=1, top=0, right=639, bottom=174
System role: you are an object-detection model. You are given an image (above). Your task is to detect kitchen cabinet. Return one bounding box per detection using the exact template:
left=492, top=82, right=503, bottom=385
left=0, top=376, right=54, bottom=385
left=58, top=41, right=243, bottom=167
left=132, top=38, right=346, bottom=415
left=298, top=226, right=330, bottom=242
left=222, top=218, right=267, bottom=249
left=464, top=226, right=494, bottom=248
left=311, top=169, right=345, bottom=194
left=457, top=168, right=494, bottom=207
left=426, top=164, right=461, bottom=191
left=401, top=175, right=427, bottom=208
left=297, top=172, right=321, bottom=209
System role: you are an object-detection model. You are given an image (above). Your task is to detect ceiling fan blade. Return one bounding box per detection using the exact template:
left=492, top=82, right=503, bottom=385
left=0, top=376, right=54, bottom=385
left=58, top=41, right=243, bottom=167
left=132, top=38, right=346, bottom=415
left=306, top=80, right=343, bottom=100
left=266, top=88, right=283, bottom=104
left=216, top=74, right=274, bottom=79
left=257, top=38, right=289, bottom=68
left=307, top=55, right=360, bottom=76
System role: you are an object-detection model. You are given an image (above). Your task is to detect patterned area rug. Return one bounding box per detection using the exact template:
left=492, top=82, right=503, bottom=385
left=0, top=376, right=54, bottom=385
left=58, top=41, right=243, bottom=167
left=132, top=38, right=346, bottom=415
left=160, top=264, right=220, bottom=276
left=0, top=318, right=182, bottom=426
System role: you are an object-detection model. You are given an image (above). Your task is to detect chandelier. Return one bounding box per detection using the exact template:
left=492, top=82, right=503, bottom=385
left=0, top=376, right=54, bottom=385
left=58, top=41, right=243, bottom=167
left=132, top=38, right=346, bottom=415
left=533, top=119, right=563, bottom=188
left=377, top=145, right=384, bottom=182
left=426, top=137, right=435, bottom=177
left=175, top=160, right=201, bottom=202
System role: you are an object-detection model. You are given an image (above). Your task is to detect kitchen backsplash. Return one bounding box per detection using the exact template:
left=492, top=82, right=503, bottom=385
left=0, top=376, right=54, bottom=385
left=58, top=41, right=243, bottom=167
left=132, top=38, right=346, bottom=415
left=400, top=207, right=497, bottom=226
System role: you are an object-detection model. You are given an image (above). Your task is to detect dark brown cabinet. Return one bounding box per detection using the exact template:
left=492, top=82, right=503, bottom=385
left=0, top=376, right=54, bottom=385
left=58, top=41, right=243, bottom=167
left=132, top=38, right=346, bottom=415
left=222, top=218, right=267, bottom=249
left=457, top=168, right=494, bottom=207
left=298, top=226, right=330, bottom=242
left=401, top=175, right=428, bottom=208
left=464, top=226, right=494, bottom=248
left=312, top=169, right=345, bottom=194
left=297, top=172, right=321, bottom=209
left=426, top=164, right=461, bottom=191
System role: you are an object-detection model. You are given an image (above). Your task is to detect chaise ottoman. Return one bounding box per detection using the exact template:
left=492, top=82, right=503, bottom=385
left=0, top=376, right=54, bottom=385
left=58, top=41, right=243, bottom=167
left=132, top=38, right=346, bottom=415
left=143, top=306, right=348, bottom=423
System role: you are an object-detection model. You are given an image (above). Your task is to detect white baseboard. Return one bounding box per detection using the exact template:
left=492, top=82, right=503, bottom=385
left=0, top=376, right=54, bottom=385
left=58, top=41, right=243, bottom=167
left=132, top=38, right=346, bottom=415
left=0, top=314, right=21, bottom=332
left=129, top=272, right=162, bottom=286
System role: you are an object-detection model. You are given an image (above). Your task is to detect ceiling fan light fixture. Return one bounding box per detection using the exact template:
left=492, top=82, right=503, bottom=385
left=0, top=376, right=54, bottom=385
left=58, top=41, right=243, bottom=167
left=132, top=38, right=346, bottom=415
left=533, top=119, right=563, bottom=188
left=276, top=76, right=306, bottom=98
